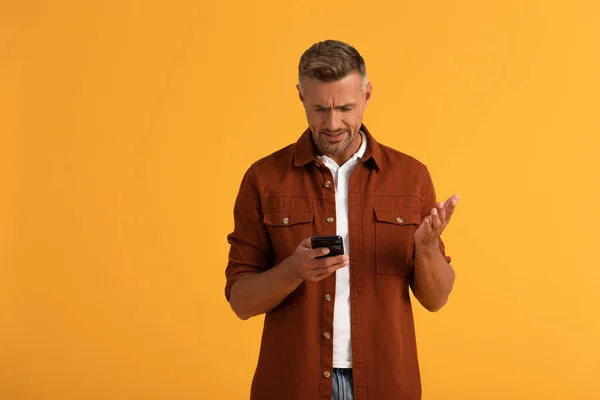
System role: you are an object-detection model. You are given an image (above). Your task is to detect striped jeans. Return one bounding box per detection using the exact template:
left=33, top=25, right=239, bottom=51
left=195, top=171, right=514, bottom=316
left=331, top=368, right=354, bottom=400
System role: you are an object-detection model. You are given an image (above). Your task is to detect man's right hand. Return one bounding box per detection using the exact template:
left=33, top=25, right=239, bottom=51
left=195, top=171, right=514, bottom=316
left=283, top=238, right=349, bottom=283
left=228, top=237, right=348, bottom=319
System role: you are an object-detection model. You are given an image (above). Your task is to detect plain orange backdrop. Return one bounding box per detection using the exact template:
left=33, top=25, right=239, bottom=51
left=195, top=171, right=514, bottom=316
left=1, top=1, right=600, bottom=399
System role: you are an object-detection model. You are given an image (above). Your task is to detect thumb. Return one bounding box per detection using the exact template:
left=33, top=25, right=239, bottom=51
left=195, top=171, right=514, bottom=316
left=299, top=237, right=313, bottom=249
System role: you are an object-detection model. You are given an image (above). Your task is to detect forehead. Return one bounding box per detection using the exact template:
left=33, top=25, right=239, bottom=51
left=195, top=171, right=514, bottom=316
left=301, top=73, right=363, bottom=104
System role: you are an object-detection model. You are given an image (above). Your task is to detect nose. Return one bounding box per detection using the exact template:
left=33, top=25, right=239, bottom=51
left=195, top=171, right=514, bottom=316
left=324, top=110, right=341, bottom=132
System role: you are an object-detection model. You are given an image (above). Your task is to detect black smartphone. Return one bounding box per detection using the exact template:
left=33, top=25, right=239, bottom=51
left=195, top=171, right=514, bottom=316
left=311, top=235, right=345, bottom=258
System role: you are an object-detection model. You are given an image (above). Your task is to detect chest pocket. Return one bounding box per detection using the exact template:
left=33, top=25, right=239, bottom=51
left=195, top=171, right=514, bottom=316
left=374, top=207, right=421, bottom=277
left=263, top=209, right=314, bottom=264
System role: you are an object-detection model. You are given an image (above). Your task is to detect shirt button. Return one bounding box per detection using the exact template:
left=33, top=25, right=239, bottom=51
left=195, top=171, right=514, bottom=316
left=326, top=216, right=335, bottom=223
left=323, top=371, right=331, bottom=378
left=324, top=294, right=332, bottom=302
left=323, top=332, right=331, bottom=339
left=324, top=180, right=332, bottom=188
left=396, top=216, right=403, bottom=224
left=282, top=217, right=290, bottom=224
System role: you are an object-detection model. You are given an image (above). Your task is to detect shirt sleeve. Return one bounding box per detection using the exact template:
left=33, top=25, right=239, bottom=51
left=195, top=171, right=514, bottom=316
left=420, top=166, right=452, bottom=264
left=224, top=164, right=274, bottom=301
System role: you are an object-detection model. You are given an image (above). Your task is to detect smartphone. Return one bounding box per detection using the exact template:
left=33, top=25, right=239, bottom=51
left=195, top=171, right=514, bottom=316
left=311, top=235, right=345, bottom=258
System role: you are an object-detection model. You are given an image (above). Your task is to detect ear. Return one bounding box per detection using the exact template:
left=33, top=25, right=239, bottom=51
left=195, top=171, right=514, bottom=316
left=296, top=84, right=304, bottom=102
left=364, top=82, right=373, bottom=106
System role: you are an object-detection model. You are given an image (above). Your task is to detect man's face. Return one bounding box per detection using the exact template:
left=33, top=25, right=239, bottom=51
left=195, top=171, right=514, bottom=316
left=298, top=73, right=372, bottom=163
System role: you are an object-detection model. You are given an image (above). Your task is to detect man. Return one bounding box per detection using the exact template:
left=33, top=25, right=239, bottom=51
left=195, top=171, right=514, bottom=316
left=225, top=39, right=459, bottom=400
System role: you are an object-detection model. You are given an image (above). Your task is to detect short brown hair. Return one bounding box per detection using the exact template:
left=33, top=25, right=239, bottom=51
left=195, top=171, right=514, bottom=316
left=298, top=40, right=367, bottom=85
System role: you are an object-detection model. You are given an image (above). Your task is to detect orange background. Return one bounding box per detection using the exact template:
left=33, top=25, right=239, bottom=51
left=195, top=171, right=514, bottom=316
left=2, top=1, right=599, bottom=399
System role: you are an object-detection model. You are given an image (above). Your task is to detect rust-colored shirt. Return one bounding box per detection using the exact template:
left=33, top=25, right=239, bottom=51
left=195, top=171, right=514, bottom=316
left=225, top=125, right=451, bottom=400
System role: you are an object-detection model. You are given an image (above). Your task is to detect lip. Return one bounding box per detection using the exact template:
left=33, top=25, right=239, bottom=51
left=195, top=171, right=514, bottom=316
left=323, top=131, right=346, bottom=142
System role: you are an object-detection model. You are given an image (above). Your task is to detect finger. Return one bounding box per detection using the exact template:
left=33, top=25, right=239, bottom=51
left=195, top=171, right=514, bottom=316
left=438, top=205, right=447, bottom=227
left=422, top=215, right=433, bottom=235
left=314, top=254, right=348, bottom=269
left=321, top=257, right=349, bottom=272
left=306, top=247, right=330, bottom=259
left=324, top=260, right=349, bottom=274
left=308, top=271, right=329, bottom=283
left=431, top=208, right=442, bottom=231
left=443, top=195, right=459, bottom=217
left=443, top=200, right=454, bottom=214
left=435, top=202, right=445, bottom=224
left=312, top=259, right=349, bottom=281
left=445, top=194, right=460, bottom=209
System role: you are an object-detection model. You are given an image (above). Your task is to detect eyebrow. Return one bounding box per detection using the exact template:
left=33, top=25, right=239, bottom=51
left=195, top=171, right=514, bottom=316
left=312, top=103, right=356, bottom=110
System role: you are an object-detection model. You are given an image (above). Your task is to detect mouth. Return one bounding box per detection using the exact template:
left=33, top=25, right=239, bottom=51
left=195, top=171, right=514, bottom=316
left=323, top=131, right=346, bottom=142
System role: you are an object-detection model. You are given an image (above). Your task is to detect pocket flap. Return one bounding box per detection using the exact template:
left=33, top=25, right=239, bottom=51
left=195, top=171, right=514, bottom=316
left=264, top=209, right=314, bottom=226
left=374, top=207, right=421, bottom=225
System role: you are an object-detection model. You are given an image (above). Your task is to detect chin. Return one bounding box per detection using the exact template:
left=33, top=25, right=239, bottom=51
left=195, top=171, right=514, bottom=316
left=324, top=141, right=349, bottom=154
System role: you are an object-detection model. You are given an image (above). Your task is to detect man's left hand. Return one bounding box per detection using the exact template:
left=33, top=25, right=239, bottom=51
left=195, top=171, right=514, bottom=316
left=414, top=194, right=460, bottom=251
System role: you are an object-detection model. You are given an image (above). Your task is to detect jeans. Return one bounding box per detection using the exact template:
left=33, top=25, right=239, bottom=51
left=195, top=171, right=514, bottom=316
left=331, top=368, right=354, bottom=400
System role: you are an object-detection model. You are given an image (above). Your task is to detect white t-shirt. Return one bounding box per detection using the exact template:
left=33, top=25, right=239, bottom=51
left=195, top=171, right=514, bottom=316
left=316, top=131, right=367, bottom=368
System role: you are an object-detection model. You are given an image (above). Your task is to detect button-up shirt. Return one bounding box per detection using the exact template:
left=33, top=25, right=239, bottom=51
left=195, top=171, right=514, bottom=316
left=316, top=131, right=367, bottom=368
left=225, top=124, right=451, bottom=400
